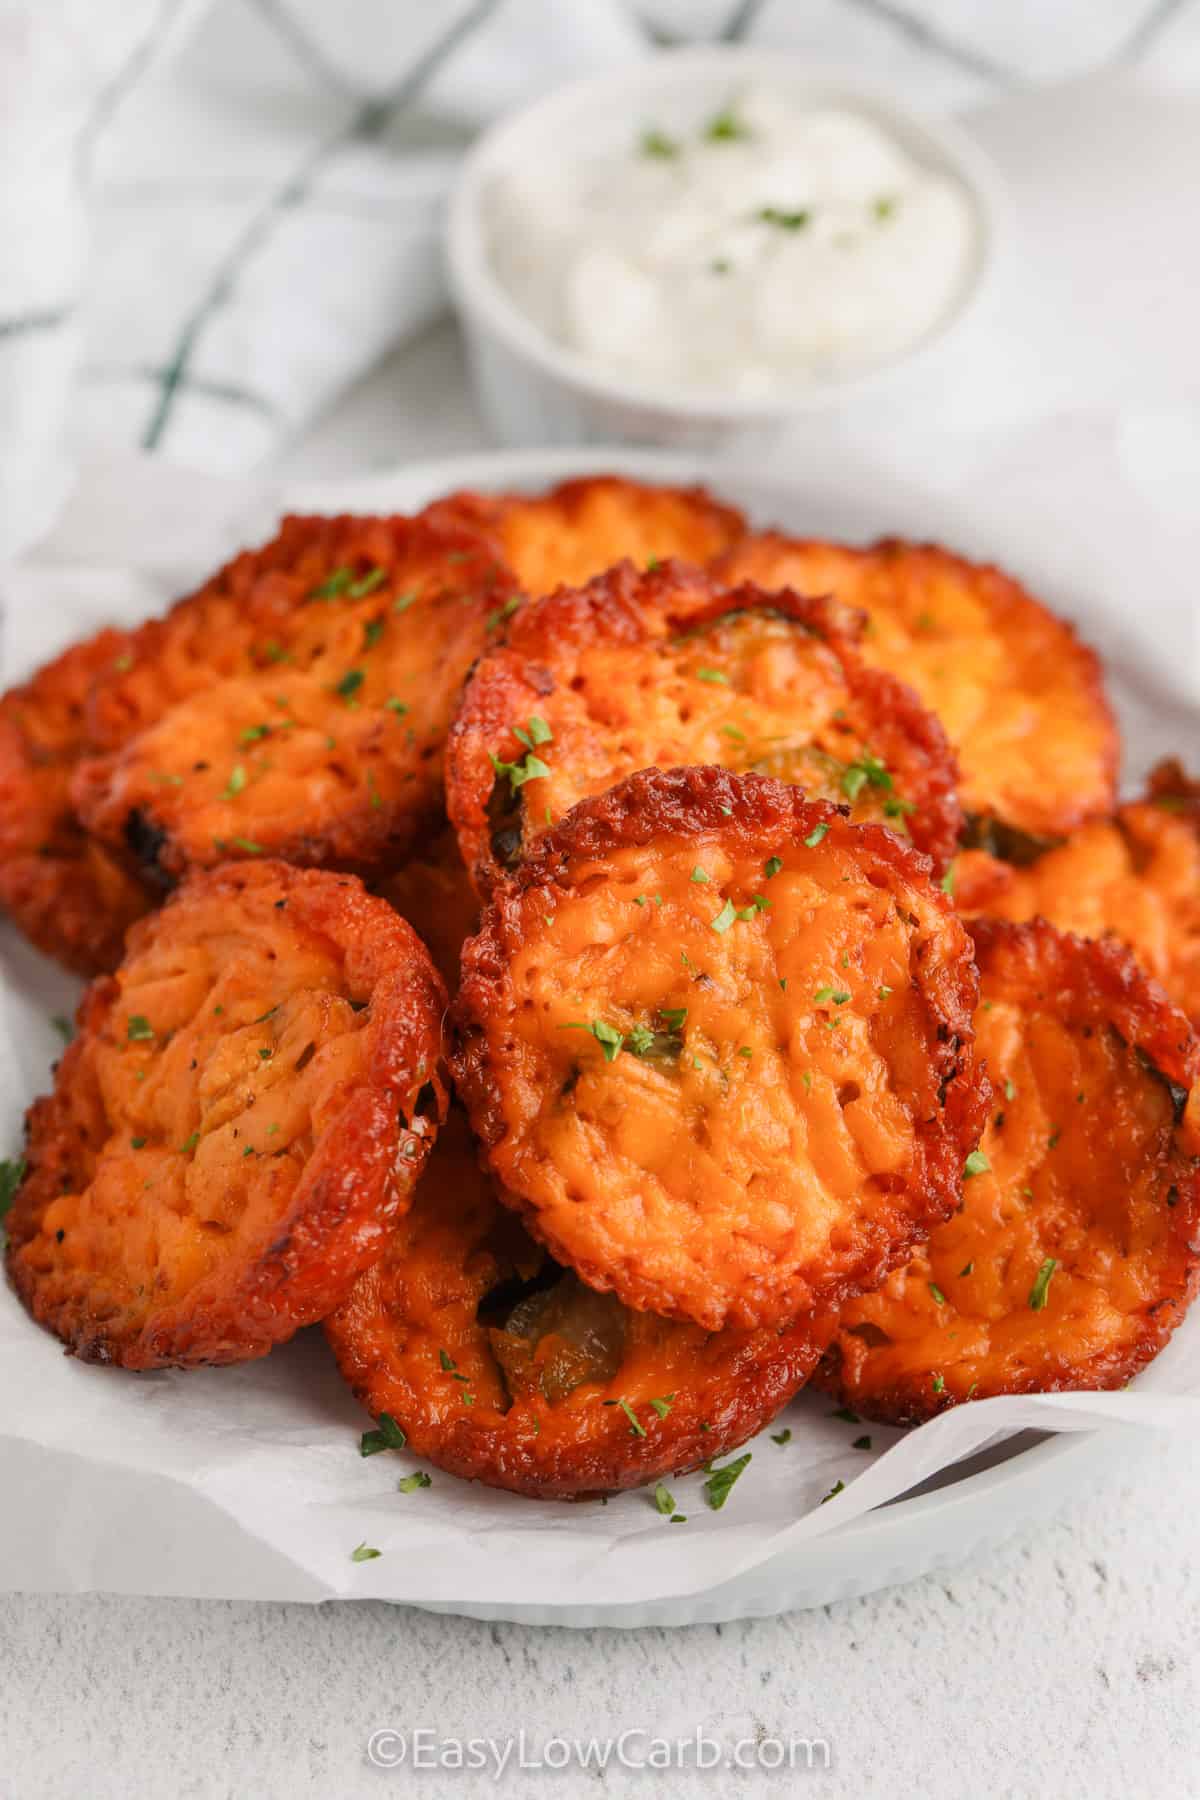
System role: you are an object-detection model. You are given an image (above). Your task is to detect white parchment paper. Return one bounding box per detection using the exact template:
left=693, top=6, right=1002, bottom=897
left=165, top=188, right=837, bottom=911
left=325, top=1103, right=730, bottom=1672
left=0, top=431, right=1197, bottom=1609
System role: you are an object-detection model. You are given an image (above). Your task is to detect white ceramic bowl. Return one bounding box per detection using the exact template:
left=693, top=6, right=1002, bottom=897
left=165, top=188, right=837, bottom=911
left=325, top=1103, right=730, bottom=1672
left=447, top=47, right=1005, bottom=451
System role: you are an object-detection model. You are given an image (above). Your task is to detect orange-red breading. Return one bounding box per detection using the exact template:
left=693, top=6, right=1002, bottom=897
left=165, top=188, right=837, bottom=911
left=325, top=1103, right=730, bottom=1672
left=70, top=514, right=518, bottom=887
left=327, top=1108, right=833, bottom=1498
left=452, top=766, right=988, bottom=1334
left=956, top=761, right=1200, bottom=1029
left=716, top=534, right=1118, bottom=838
left=820, top=919, right=1200, bottom=1422
left=0, top=630, right=152, bottom=974
left=446, top=561, right=962, bottom=896
left=377, top=824, right=479, bottom=990
left=425, top=474, right=745, bottom=599
left=5, top=862, right=447, bottom=1369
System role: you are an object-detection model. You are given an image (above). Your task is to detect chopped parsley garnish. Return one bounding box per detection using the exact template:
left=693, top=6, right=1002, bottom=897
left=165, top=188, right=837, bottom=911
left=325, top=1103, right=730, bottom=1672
left=770, top=1428, right=792, bottom=1446
left=841, top=752, right=892, bottom=802
left=0, top=1157, right=26, bottom=1226
left=711, top=258, right=731, bottom=274
left=963, top=1149, right=991, bottom=1178
left=640, top=128, right=679, bottom=159
left=385, top=698, right=409, bottom=716
left=813, top=987, right=850, bottom=1006
left=486, top=595, right=522, bottom=630
left=659, top=1007, right=687, bottom=1032
left=878, top=985, right=893, bottom=1000
left=873, top=195, right=898, bottom=221
left=758, top=206, right=810, bottom=230
left=821, top=1480, right=846, bottom=1504
left=829, top=1406, right=859, bottom=1423
left=853, top=1435, right=873, bottom=1451
left=690, top=865, right=711, bottom=884
left=310, top=567, right=353, bottom=599
left=231, top=837, right=264, bottom=855
left=653, top=1482, right=676, bottom=1516
left=959, top=1261, right=974, bottom=1277
left=130, top=1137, right=146, bottom=1150
left=349, top=568, right=386, bottom=599
left=694, top=666, right=730, bottom=684
left=604, top=1398, right=647, bottom=1438
left=393, top=591, right=418, bottom=614
left=803, top=822, right=830, bottom=847
left=335, top=669, right=364, bottom=702
left=489, top=731, right=551, bottom=792
left=1004, top=1079, right=1016, bottom=1101
left=1047, top=1129, right=1061, bottom=1150
left=928, top=1281, right=946, bottom=1305
left=179, top=1132, right=200, bottom=1155
left=940, top=861, right=957, bottom=897
left=239, top=724, right=270, bottom=745
left=1029, top=1257, right=1059, bottom=1311
left=367, top=770, right=382, bottom=811
left=127, top=1015, right=155, bottom=1042
left=362, top=618, right=384, bottom=649
left=562, top=1019, right=625, bottom=1063
left=931, top=1373, right=946, bottom=1393
left=703, top=1451, right=752, bottom=1510
left=51, top=1014, right=73, bottom=1043
left=710, top=898, right=737, bottom=933
left=350, top=1542, right=381, bottom=1561
left=764, top=856, right=783, bottom=879
left=222, top=764, right=246, bottom=800
left=359, top=1412, right=407, bottom=1456
left=648, top=1395, right=674, bottom=1419
left=398, top=1471, right=432, bottom=1493
left=438, top=1349, right=457, bottom=1372
left=705, top=109, right=749, bottom=142
left=514, top=715, right=552, bottom=750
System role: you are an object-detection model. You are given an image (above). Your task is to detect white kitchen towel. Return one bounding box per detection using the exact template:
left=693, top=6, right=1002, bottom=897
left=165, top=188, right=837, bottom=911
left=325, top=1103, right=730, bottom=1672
left=2, top=0, right=1199, bottom=555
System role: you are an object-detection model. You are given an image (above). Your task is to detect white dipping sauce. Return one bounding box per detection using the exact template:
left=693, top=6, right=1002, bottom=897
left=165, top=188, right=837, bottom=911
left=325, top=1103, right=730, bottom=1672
left=486, top=88, right=977, bottom=394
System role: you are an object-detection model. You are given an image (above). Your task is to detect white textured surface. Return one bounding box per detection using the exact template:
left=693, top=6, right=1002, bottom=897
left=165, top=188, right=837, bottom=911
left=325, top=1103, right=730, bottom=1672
left=1, top=1428, right=1197, bottom=1797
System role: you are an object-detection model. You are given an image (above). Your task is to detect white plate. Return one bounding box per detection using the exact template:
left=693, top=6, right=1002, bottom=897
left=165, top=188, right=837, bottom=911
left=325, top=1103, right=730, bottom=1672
left=294, top=444, right=1161, bottom=1622
left=2, top=441, right=1189, bottom=1627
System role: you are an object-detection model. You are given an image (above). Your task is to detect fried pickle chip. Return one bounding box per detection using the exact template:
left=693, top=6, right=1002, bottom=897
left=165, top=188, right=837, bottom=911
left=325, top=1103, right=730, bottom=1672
left=5, top=862, right=447, bottom=1368
left=377, top=825, right=479, bottom=990
left=956, top=761, right=1200, bottom=1028
left=716, top=535, right=1117, bottom=838
left=71, top=514, right=517, bottom=887
left=0, top=630, right=152, bottom=974
left=452, top=767, right=987, bottom=1334
left=447, top=561, right=962, bottom=896
left=820, top=919, right=1200, bottom=1422
left=426, top=474, right=745, bottom=599
left=327, top=1108, right=832, bottom=1498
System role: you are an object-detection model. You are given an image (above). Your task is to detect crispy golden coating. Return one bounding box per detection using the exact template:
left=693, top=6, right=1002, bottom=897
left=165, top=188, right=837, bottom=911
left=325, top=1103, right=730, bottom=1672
left=0, top=631, right=152, bottom=974
left=426, top=474, right=745, bottom=599
left=452, top=767, right=987, bottom=1334
left=716, top=535, right=1118, bottom=838
left=376, top=825, right=479, bottom=990
left=6, top=862, right=447, bottom=1369
left=820, top=919, right=1200, bottom=1422
left=447, top=562, right=962, bottom=895
left=71, top=514, right=517, bottom=886
left=327, top=1109, right=832, bottom=1498
left=956, top=762, right=1200, bottom=1028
